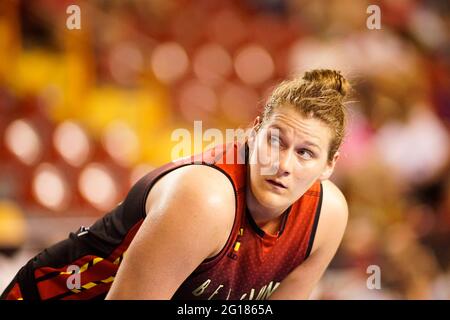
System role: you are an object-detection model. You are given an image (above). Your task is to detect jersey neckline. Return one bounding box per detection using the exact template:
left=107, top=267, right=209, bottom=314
left=245, top=204, right=293, bottom=241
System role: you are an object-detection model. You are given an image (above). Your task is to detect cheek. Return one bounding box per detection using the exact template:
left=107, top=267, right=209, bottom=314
left=249, top=163, right=262, bottom=187
left=289, top=178, right=315, bottom=201
left=249, top=167, right=268, bottom=201
left=291, top=165, right=323, bottom=186
left=253, top=139, right=280, bottom=168
left=291, top=176, right=308, bottom=192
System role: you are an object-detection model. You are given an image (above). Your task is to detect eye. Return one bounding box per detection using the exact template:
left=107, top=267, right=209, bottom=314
left=269, top=134, right=280, bottom=145
left=297, top=149, right=314, bottom=160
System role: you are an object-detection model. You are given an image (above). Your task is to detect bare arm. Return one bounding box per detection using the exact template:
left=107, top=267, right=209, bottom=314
left=106, top=165, right=235, bottom=299
left=268, top=180, right=348, bottom=300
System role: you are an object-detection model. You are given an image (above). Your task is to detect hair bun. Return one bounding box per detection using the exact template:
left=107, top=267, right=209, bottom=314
left=302, top=69, right=350, bottom=98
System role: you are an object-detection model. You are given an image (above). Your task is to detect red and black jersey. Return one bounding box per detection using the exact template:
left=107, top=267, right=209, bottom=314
left=1, top=143, right=322, bottom=300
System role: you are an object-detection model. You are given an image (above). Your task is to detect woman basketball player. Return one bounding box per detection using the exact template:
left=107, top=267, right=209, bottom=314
left=1, top=69, right=349, bottom=300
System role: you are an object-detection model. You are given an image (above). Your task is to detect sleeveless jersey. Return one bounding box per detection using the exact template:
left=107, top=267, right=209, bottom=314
left=1, top=143, right=322, bottom=300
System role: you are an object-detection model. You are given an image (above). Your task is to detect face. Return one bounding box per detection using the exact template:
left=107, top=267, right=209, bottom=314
left=247, top=104, right=339, bottom=212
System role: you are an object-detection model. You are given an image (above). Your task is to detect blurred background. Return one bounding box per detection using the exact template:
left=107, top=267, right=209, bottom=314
left=0, top=0, right=449, bottom=299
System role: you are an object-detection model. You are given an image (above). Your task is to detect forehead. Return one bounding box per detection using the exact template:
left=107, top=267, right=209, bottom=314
left=265, top=105, right=332, bottom=145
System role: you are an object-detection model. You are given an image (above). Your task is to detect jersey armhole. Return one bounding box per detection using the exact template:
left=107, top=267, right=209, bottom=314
left=191, top=164, right=239, bottom=274
left=140, top=162, right=239, bottom=274
left=304, top=181, right=323, bottom=259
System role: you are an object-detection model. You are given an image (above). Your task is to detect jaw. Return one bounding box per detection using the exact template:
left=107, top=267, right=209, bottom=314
left=248, top=182, right=290, bottom=215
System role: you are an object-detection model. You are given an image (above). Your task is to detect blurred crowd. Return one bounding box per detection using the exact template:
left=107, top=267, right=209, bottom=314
left=0, top=0, right=449, bottom=299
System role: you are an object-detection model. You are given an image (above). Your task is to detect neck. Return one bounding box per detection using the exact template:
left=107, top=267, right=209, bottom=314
left=245, top=171, right=287, bottom=228
left=245, top=191, right=287, bottom=236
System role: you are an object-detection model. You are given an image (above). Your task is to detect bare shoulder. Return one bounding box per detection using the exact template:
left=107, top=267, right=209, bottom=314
left=310, top=179, right=349, bottom=254
left=106, top=165, right=237, bottom=298
left=145, top=164, right=236, bottom=254
left=146, top=164, right=235, bottom=211
left=321, top=179, right=348, bottom=219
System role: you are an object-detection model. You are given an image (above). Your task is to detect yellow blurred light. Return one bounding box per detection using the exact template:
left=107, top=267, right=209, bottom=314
left=109, top=42, right=144, bottom=85
left=288, top=39, right=347, bottom=75
left=151, top=42, right=189, bottom=84
left=53, top=121, right=91, bottom=167
left=178, top=80, right=217, bottom=122
left=193, top=43, right=232, bottom=85
left=234, top=44, right=274, bottom=85
left=78, top=163, right=118, bottom=211
left=141, top=127, right=182, bottom=166
left=83, top=86, right=167, bottom=138
left=102, top=121, right=141, bottom=167
left=32, top=163, right=70, bottom=211
left=4, top=119, right=42, bottom=165
left=219, top=83, right=259, bottom=124
left=0, top=200, right=26, bottom=247
left=10, top=50, right=66, bottom=95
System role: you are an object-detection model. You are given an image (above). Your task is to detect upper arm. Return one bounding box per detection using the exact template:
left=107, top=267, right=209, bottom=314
left=269, top=179, right=348, bottom=300
left=106, top=165, right=235, bottom=300
left=309, top=180, right=348, bottom=257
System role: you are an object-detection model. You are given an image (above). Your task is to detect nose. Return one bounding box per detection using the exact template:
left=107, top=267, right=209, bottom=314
left=276, top=148, right=293, bottom=177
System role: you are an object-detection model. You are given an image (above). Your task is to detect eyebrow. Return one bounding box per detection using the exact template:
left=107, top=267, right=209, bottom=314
left=268, top=125, right=322, bottom=151
left=303, top=141, right=322, bottom=151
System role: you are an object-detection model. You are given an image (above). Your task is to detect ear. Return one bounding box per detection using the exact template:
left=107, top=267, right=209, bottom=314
left=319, top=152, right=339, bottom=181
left=253, top=116, right=262, bottom=132
left=248, top=116, right=262, bottom=147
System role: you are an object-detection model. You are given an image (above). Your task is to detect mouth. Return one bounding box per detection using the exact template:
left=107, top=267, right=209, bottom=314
left=266, top=179, right=287, bottom=189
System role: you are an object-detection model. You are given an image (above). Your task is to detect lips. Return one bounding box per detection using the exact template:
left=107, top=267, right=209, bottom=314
left=266, top=179, right=287, bottom=189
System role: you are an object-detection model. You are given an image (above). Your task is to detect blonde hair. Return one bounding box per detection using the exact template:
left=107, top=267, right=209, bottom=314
left=262, top=69, right=351, bottom=162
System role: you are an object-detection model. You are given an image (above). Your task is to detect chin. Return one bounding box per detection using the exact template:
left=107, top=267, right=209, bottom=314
left=254, top=190, right=289, bottom=211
